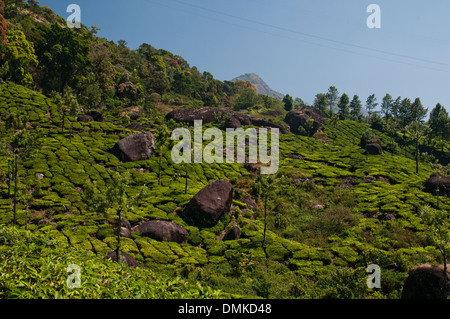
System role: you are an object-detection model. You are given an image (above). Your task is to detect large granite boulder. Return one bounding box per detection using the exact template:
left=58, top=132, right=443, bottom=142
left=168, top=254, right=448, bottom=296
left=166, top=108, right=233, bottom=126
left=86, top=110, right=104, bottom=122
left=134, top=220, right=188, bottom=243
left=283, top=108, right=323, bottom=135
left=166, top=107, right=289, bottom=134
left=359, top=135, right=382, bottom=150
left=183, top=180, right=233, bottom=227
left=365, top=143, right=383, bottom=155
left=112, top=132, right=155, bottom=162
left=360, top=132, right=383, bottom=155
left=402, top=264, right=449, bottom=299
left=77, top=114, right=94, bottom=123
left=424, top=172, right=450, bottom=197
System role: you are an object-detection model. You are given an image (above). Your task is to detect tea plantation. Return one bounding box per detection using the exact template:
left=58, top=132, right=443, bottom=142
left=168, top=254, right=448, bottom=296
left=0, top=82, right=448, bottom=299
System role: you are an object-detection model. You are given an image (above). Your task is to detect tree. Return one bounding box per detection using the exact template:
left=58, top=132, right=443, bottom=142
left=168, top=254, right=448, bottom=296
left=381, top=93, right=393, bottom=120
left=410, top=97, right=428, bottom=123
left=398, top=98, right=411, bottom=126
left=6, top=129, right=40, bottom=226
left=34, top=23, right=90, bottom=92
left=51, top=87, right=80, bottom=133
left=349, top=95, right=362, bottom=121
left=259, top=175, right=274, bottom=252
left=326, top=86, right=339, bottom=117
left=282, top=94, right=293, bottom=112
left=1, top=30, right=38, bottom=86
left=305, top=118, right=315, bottom=138
left=366, top=94, right=378, bottom=122
left=430, top=164, right=450, bottom=209
left=234, top=88, right=262, bottom=110
left=293, top=97, right=306, bottom=110
left=420, top=206, right=450, bottom=299
left=233, top=80, right=257, bottom=94
left=313, top=93, right=329, bottom=115
left=172, top=69, right=193, bottom=97
left=155, top=124, right=170, bottom=186
left=82, top=172, right=147, bottom=262
left=337, top=93, right=350, bottom=119
left=80, top=72, right=102, bottom=109
left=406, top=120, right=430, bottom=174
left=391, top=96, right=402, bottom=121
left=429, top=103, right=449, bottom=141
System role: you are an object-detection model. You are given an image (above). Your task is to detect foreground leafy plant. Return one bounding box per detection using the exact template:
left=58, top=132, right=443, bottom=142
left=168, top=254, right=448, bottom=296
left=0, top=226, right=224, bottom=299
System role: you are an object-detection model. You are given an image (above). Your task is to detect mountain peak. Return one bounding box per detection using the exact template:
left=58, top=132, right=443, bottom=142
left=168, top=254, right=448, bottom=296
left=232, top=73, right=284, bottom=100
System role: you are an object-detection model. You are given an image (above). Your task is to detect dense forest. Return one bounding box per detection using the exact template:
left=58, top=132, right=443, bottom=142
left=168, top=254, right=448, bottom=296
left=0, top=0, right=449, bottom=299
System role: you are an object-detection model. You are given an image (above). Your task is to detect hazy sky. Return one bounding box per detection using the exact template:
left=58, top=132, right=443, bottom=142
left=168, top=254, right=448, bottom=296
left=39, top=0, right=450, bottom=114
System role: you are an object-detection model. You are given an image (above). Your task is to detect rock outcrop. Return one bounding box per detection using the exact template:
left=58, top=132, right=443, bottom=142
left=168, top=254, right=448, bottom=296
left=86, top=110, right=104, bottom=122
left=283, top=108, right=323, bottom=135
left=134, top=220, right=188, bottom=243
left=360, top=133, right=383, bottom=155
left=77, top=114, right=94, bottom=123
left=402, top=264, right=449, bottom=299
left=77, top=111, right=104, bottom=123
left=166, top=107, right=289, bottom=134
left=112, top=132, right=155, bottom=162
left=183, top=180, right=233, bottom=227
left=365, top=143, right=383, bottom=155
left=424, top=172, right=450, bottom=197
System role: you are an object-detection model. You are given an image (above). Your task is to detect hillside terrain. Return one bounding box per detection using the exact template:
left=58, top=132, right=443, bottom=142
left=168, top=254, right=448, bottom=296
left=0, top=0, right=449, bottom=300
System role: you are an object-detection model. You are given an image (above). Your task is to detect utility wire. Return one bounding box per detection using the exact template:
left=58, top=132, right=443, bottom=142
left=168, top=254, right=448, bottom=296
left=145, top=0, right=450, bottom=74
left=168, top=0, right=450, bottom=70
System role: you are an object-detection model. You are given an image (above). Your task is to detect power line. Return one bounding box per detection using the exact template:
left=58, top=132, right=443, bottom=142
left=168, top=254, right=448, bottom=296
left=168, top=0, right=450, bottom=70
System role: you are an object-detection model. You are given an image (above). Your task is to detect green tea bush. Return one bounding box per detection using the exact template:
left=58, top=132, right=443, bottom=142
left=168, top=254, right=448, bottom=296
left=0, top=226, right=223, bottom=299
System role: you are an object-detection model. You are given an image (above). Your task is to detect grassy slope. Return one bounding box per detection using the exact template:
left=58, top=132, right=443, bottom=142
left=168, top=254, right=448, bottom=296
left=0, top=82, right=449, bottom=299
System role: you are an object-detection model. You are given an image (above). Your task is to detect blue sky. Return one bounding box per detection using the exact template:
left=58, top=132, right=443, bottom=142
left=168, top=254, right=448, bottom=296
left=39, top=0, right=450, bottom=115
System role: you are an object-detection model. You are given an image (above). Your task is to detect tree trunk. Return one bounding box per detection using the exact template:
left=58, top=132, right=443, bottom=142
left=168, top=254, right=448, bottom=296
left=7, top=158, right=11, bottom=199
left=443, top=254, right=448, bottom=299
left=184, top=163, right=188, bottom=194
left=263, top=190, right=268, bottom=250
left=158, top=150, right=162, bottom=186
left=415, top=139, right=419, bottom=174
left=116, top=209, right=122, bottom=262
left=13, top=151, right=18, bottom=226
left=437, top=183, right=440, bottom=209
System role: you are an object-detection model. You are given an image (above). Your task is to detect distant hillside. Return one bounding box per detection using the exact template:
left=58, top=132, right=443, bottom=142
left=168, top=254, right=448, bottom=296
left=232, top=73, right=284, bottom=100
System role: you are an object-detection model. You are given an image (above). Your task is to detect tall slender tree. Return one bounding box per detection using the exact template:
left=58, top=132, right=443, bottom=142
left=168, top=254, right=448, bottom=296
left=429, top=103, right=448, bottom=141
left=350, top=95, right=362, bottom=121
left=381, top=94, right=393, bottom=120
left=82, top=172, right=147, bottom=262
left=366, top=94, right=378, bottom=122
left=7, top=130, right=40, bottom=226
left=156, top=124, right=170, bottom=186
left=260, top=176, right=274, bottom=252
left=326, top=86, right=339, bottom=117
left=313, top=93, right=329, bottom=115
left=410, top=97, right=428, bottom=123
left=337, top=93, right=350, bottom=119
left=406, top=120, right=430, bottom=174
